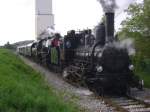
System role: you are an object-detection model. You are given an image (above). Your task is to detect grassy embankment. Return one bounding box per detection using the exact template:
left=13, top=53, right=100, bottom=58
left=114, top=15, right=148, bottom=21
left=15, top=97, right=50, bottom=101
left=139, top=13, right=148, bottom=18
left=0, top=49, right=79, bottom=112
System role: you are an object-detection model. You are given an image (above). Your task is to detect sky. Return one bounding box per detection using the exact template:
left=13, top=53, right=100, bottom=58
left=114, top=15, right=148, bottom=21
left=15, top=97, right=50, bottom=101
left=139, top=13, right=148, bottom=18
left=0, top=0, right=142, bottom=45
left=0, top=0, right=35, bottom=45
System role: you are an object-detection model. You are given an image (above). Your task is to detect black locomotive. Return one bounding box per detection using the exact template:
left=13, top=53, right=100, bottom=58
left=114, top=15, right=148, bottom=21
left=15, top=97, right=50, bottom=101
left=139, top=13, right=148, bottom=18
left=18, top=12, right=143, bottom=95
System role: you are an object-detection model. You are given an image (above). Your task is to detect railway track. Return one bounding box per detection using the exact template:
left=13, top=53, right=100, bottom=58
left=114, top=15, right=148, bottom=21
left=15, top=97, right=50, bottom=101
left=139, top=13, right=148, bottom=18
left=102, top=95, right=150, bottom=112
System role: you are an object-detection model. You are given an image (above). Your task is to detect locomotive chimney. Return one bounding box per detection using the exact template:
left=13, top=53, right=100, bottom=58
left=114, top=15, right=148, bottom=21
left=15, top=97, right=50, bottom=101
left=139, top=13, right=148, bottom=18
left=105, top=12, right=114, bottom=43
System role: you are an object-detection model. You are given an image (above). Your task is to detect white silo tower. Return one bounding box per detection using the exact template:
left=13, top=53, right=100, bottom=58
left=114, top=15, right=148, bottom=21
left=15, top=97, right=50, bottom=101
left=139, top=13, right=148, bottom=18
left=35, top=0, right=54, bottom=40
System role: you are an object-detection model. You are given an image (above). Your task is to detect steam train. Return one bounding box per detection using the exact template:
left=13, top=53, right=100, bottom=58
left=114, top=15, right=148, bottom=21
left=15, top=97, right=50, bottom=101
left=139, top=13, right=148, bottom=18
left=17, top=12, right=143, bottom=95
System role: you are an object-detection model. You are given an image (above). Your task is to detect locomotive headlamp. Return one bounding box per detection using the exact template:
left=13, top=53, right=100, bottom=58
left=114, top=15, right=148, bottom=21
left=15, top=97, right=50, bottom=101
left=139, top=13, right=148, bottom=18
left=129, top=65, right=134, bottom=70
left=98, top=52, right=102, bottom=58
left=96, top=66, right=103, bottom=72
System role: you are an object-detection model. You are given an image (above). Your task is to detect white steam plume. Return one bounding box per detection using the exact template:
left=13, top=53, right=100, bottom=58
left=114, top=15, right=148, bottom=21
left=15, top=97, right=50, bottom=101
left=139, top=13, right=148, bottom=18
left=108, top=38, right=136, bottom=56
left=120, top=38, right=136, bottom=56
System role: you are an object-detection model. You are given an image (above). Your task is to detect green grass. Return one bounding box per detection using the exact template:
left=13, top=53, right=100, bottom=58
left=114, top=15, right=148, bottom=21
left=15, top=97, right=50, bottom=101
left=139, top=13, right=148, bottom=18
left=0, top=49, right=80, bottom=112
left=136, top=71, right=150, bottom=88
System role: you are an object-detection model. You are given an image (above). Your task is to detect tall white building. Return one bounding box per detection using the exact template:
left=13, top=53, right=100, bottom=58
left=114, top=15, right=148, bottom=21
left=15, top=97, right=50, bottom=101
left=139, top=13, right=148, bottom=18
left=35, top=0, right=54, bottom=40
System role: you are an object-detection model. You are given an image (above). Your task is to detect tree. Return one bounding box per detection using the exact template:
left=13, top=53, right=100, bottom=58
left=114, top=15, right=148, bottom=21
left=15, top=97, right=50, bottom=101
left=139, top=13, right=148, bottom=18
left=120, top=0, right=150, bottom=38
left=118, top=0, right=150, bottom=58
left=4, top=41, right=14, bottom=49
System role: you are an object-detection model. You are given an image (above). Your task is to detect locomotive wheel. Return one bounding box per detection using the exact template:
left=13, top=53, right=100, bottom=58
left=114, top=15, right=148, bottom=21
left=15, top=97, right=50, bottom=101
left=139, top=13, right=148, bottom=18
left=95, top=86, right=104, bottom=96
left=62, top=67, right=81, bottom=86
left=85, top=80, right=104, bottom=96
left=118, top=85, right=131, bottom=96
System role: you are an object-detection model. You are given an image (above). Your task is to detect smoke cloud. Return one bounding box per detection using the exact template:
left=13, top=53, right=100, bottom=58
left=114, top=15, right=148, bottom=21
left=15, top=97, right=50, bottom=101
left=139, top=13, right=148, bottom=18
left=120, top=38, right=136, bottom=56
left=97, top=0, right=118, bottom=12
left=107, top=38, right=136, bottom=56
left=46, top=27, right=55, bottom=36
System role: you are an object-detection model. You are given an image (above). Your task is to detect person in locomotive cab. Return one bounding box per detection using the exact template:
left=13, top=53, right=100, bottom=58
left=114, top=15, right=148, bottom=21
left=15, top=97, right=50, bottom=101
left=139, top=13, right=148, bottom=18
left=85, top=29, right=95, bottom=47
left=50, top=33, right=62, bottom=65
left=64, top=30, right=76, bottom=65
left=64, top=30, right=76, bottom=48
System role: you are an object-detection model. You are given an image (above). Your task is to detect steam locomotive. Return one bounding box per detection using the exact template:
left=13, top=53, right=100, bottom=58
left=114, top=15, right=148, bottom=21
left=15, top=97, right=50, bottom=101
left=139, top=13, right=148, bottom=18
left=17, top=12, right=143, bottom=95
